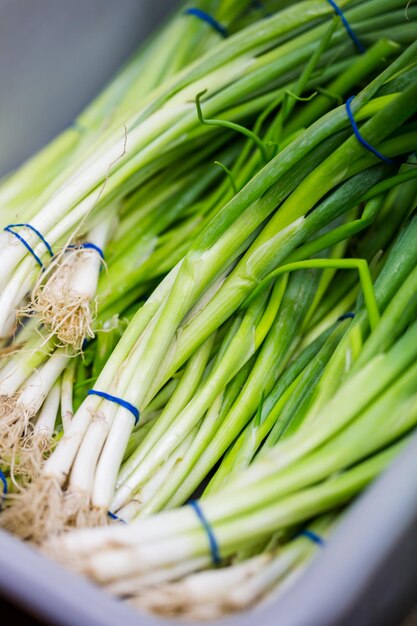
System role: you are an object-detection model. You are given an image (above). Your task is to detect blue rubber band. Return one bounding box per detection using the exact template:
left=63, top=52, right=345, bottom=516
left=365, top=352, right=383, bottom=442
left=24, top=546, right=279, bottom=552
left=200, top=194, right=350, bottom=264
left=338, top=312, right=355, bottom=321
left=0, top=469, right=8, bottom=509
left=4, top=223, right=53, bottom=268
left=300, top=529, right=326, bottom=546
left=108, top=511, right=127, bottom=524
left=326, top=0, right=365, bottom=53
left=87, top=390, right=140, bottom=425
left=346, top=96, right=394, bottom=163
left=81, top=243, right=105, bottom=260
left=12, top=224, right=53, bottom=256
left=189, top=500, right=221, bottom=565
left=185, top=8, right=228, bottom=38
left=68, top=242, right=105, bottom=260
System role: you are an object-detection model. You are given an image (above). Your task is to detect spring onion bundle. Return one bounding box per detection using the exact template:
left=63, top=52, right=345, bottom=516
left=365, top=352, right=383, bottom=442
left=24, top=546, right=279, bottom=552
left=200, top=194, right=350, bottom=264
left=1, top=0, right=417, bottom=620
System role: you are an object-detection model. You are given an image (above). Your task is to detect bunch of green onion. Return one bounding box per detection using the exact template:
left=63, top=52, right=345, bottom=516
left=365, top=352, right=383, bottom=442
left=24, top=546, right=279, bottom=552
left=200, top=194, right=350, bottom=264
left=1, top=0, right=417, bottom=619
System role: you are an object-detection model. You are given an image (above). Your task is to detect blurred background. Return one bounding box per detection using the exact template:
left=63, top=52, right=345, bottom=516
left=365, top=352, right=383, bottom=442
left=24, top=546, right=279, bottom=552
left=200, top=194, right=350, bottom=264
left=0, top=0, right=174, bottom=176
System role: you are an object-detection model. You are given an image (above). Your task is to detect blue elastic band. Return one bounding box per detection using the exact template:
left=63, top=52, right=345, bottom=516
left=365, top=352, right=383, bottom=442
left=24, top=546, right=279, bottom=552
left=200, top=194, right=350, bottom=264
left=68, top=242, right=105, bottom=260
left=189, top=500, right=221, bottom=565
left=345, top=96, right=394, bottom=163
left=87, top=390, right=140, bottom=425
left=81, top=243, right=105, bottom=260
left=185, top=8, right=228, bottom=38
left=81, top=338, right=93, bottom=351
left=300, top=529, right=326, bottom=546
left=4, top=223, right=53, bottom=268
left=108, top=511, right=127, bottom=524
left=0, top=469, right=8, bottom=508
left=338, top=311, right=355, bottom=321
left=326, top=0, right=365, bottom=53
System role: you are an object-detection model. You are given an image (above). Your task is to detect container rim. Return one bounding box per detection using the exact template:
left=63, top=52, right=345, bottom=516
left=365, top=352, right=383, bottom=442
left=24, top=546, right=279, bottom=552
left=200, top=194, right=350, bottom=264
left=1, top=432, right=417, bottom=626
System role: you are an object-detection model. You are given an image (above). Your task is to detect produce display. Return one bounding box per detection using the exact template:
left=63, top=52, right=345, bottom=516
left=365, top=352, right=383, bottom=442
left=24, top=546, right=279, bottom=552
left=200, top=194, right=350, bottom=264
left=0, top=0, right=417, bottom=619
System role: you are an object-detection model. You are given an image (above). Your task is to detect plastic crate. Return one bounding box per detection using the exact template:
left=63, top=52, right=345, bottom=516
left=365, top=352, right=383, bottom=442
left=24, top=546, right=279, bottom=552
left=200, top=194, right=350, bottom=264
left=1, top=3, right=417, bottom=625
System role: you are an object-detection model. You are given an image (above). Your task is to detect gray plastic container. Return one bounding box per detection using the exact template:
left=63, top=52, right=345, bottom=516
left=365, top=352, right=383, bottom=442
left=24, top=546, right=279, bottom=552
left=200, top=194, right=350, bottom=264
left=1, top=2, right=417, bottom=624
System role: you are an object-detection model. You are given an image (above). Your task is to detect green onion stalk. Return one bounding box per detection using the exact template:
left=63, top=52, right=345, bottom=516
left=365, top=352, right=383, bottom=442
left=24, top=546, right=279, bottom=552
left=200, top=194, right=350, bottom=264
left=0, top=0, right=262, bottom=343
left=0, top=0, right=259, bottom=336
left=0, top=97, right=249, bottom=473
left=0, top=229, right=106, bottom=473
left=207, top=210, right=417, bottom=493
left=115, top=268, right=323, bottom=520
left=92, top=139, right=240, bottom=320
left=299, top=165, right=417, bottom=345
left=0, top=0, right=411, bottom=337
left=47, top=440, right=407, bottom=586
left=30, top=230, right=417, bottom=604
left=109, top=67, right=416, bottom=506
left=2, top=37, right=416, bottom=540
left=205, top=320, right=353, bottom=496
left=0, top=0, right=256, bottom=228
left=114, top=185, right=417, bottom=515
left=0, top=349, right=70, bottom=482
left=218, top=249, right=417, bottom=498
left=127, top=514, right=337, bottom=619
left=29, top=137, right=236, bottom=347
left=109, top=134, right=414, bottom=516
left=2, top=0, right=290, bottom=478
left=47, top=261, right=417, bottom=585
left=116, top=264, right=357, bottom=519
left=0, top=299, right=85, bottom=475
left=0, top=138, right=241, bottom=476
left=29, top=214, right=115, bottom=350
left=81, top=281, right=287, bottom=526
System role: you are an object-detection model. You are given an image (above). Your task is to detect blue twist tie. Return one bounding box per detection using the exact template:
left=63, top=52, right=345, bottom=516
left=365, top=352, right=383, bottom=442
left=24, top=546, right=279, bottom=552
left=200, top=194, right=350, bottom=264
left=87, top=390, right=140, bottom=425
left=338, top=311, right=355, bottom=321
left=0, top=469, right=8, bottom=509
left=346, top=96, right=394, bottom=164
left=4, top=223, right=53, bottom=268
left=189, top=500, right=221, bottom=565
left=108, top=511, right=127, bottom=524
left=326, top=0, right=365, bottom=53
left=300, top=529, right=326, bottom=546
left=68, top=242, right=105, bottom=260
left=185, top=8, right=228, bottom=38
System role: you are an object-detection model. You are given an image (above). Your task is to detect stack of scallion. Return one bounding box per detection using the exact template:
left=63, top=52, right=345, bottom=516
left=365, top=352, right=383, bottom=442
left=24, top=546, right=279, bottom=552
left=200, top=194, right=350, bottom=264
left=1, top=0, right=417, bottom=619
